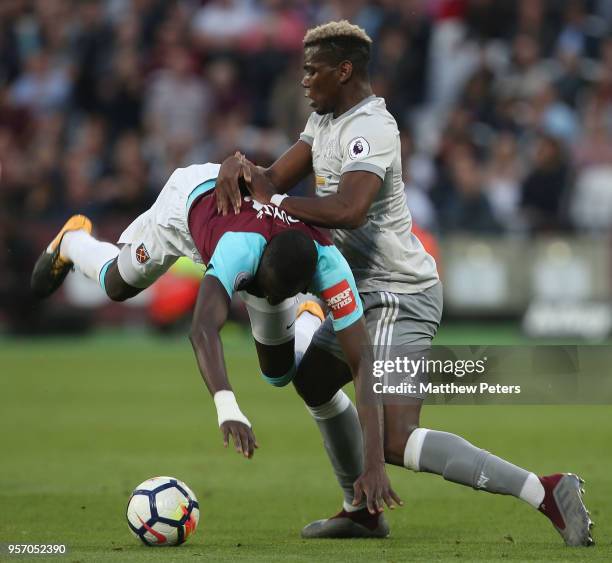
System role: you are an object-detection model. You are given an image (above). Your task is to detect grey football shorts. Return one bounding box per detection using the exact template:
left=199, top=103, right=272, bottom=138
left=311, top=281, right=443, bottom=399
left=312, top=281, right=443, bottom=355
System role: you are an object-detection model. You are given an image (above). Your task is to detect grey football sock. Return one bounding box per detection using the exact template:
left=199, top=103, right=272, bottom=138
left=404, top=428, right=531, bottom=498
left=306, top=391, right=364, bottom=510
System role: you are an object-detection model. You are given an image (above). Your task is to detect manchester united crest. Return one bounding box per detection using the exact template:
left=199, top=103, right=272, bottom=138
left=135, top=243, right=150, bottom=264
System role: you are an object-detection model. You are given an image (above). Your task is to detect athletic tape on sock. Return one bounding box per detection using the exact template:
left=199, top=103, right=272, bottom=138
left=343, top=500, right=367, bottom=512
left=403, top=428, right=429, bottom=471
left=519, top=473, right=545, bottom=508
left=306, top=390, right=351, bottom=420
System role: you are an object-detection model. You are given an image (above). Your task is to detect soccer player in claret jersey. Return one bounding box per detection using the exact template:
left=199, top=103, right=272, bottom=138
left=215, top=21, right=593, bottom=546
left=30, top=161, right=400, bottom=514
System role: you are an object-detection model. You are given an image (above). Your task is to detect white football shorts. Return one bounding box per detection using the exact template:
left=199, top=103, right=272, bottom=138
left=116, top=165, right=219, bottom=288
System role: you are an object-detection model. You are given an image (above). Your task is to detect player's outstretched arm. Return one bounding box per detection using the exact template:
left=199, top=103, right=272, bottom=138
left=263, top=140, right=313, bottom=194
left=190, top=275, right=258, bottom=459
left=336, top=320, right=402, bottom=514
left=251, top=170, right=382, bottom=230
left=215, top=141, right=313, bottom=215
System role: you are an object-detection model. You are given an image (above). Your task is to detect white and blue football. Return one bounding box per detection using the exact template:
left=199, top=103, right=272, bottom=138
left=126, top=476, right=199, bottom=546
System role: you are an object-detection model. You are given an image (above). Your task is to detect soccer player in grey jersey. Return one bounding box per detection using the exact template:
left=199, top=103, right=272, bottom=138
left=216, top=21, right=593, bottom=546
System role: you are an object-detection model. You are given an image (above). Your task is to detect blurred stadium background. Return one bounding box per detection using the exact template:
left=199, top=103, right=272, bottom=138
left=1, top=0, right=611, bottom=339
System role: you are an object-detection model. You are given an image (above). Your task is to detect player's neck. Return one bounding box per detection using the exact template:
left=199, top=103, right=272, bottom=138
left=333, top=85, right=374, bottom=119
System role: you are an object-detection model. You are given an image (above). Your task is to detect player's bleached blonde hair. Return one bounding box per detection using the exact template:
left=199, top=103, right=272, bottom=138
left=303, top=20, right=372, bottom=75
left=303, top=20, right=372, bottom=47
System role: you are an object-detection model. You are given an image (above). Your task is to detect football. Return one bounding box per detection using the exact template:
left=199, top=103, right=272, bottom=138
left=126, top=476, right=200, bottom=546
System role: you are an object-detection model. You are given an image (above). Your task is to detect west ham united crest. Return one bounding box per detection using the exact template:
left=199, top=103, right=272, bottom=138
left=135, top=243, right=150, bottom=264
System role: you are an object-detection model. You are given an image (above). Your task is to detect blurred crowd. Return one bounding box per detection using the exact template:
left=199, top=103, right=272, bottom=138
left=2, top=0, right=612, bottom=241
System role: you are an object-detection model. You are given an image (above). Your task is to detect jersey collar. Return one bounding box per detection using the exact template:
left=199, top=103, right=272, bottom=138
left=330, top=95, right=378, bottom=124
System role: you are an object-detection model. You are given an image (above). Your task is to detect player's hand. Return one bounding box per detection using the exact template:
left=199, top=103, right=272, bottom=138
left=353, top=465, right=403, bottom=514
left=216, top=152, right=249, bottom=216
left=220, top=420, right=259, bottom=459
left=244, top=169, right=276, bottom=205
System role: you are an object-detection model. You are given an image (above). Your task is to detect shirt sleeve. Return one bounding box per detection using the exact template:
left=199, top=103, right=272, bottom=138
left=311, top=243, right=363, bottom=332
left=299, top=112, right=317, bottom=146
left=204, top=232, right=266, bottom=297
left=339, top=113, right=398, bottom=180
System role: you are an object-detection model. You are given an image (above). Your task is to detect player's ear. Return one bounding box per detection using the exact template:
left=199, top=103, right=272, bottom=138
left=338, top=60, right=353, bottom=84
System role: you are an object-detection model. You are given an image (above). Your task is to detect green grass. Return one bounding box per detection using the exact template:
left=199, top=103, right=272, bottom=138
left=0, top=324, right=610, bottom=562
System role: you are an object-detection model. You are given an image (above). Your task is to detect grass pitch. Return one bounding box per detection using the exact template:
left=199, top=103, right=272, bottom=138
left=1, top=324, right=610, bottom=562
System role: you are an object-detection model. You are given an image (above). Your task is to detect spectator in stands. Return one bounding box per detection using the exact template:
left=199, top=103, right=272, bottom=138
left=509, top=0, right=556, bottom=56
left=268, top=54, right=312, bottom=142
left=484, top=132, right=525, bottom=230
left=371, top=22, right=430, bottom=124
left=192, top=0, right=260, bottom=55
left=553, top=34, right=591, bottom=109
left=99, top=130, right=152, bottom=215
left=520, top=133, right=570, bottom=232
left=98, top=43, right=144, bottom=140
left=557, top=0, right=607, bottom=60
left=460, top=64, right=497, bottom=128
left=574, top=92, right=612, bottom=169
left=401, top=129, right=437, bottom=231
left=443, top=149, right=502, bottom=234
left=144, top=44, right=211, bottom=183
left=500, top=33, right=552, bottom=102
left=9, top=49, right=72, bottom=116
left=530, top=80, right=579, bottom=144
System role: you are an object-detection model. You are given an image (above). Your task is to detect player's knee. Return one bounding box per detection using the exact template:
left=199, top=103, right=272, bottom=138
left=105, top=285, right=130, bottom=302
left=103, top=263, right=141, bottom=302
left=293, top=364, right=334, bottom=406
left=292, top=365, right=314, bottom=400
left=293, top=345, right=348, bottom=406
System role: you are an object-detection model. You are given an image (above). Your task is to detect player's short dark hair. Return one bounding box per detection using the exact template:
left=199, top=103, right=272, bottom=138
left=258, top=230, right=318, bottom=297
left=304, top=20, right=371, bottom=76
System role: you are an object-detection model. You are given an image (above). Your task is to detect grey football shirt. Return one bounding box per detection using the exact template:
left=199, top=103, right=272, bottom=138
left=299, top=96, right=439, bottom=294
